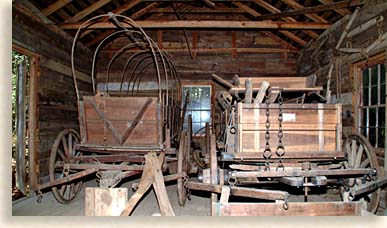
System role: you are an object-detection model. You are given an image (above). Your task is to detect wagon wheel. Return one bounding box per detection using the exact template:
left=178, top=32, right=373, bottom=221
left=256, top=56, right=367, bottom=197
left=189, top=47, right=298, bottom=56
left=49, top=129, right=83, bottom=204
left=342, top=134, right=381, bottom=213
left=177, top=130, right=190, bottom=206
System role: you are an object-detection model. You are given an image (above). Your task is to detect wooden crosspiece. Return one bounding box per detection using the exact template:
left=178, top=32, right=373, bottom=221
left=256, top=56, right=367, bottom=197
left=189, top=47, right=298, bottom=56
left=120, top=152, right=175, bottom=216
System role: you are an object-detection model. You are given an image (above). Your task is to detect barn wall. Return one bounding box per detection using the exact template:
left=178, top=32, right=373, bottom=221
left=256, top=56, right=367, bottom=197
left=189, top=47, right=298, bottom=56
left=297, top=0, right=387, bottom=166
left=12, top=4, right=93, bottom=184
left=96, top=30, right=298, bottom=86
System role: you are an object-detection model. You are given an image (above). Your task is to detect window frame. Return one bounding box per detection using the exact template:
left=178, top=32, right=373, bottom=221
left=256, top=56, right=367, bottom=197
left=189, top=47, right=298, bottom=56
left=180, top=81, right=214, bottom=137
left=353, top=51, right=386, bottom=148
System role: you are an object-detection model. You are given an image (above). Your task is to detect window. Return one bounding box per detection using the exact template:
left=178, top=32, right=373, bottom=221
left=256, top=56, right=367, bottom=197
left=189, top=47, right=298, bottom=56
left=182, top=85, right=212, bottom=134
left=359, top=63, right=386, bottom=148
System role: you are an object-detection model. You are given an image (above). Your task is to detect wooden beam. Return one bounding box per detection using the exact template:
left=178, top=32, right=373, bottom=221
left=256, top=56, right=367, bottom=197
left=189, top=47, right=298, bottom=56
left=101, top=47, right=299, bottom=53
left=253, top=0, right=318, bottom=39
left=64, top=0, right=113, bottom=23
left=277, top=0, right=330, bottom=23
left=318, top=0, right=352, bottom=16
left=61, top=20, right=331, bottom=30
left=233, top=2, right=307, bottom=46
left=41, top=0, right=72, bottom=16
left=150, top=7, right=246, bottom=14
left=256, top=0, right=364, bottom=21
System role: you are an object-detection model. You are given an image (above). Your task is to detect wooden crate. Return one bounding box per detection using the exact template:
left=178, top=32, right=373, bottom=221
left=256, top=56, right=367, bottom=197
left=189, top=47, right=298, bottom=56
left=236, top=103, right=342, bottom=155
left=78, top=96, right=162, bottom=149
left=85, top=187, right=128, bottom=216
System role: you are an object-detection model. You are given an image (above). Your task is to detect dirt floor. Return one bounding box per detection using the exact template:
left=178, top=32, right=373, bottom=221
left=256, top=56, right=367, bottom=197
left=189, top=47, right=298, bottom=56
left=12, top=177, right=387, bottom=216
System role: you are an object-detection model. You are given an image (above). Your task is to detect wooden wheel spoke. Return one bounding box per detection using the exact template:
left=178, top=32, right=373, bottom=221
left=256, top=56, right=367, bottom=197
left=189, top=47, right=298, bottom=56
left=360, top=158, right=370, bottom=168
left=350, top=140, right=357, bottom=167
left=354, top=144, right=364, bottom=168
left=60, top=184, right=66, bottom=196
left=57, top=149, right=66, bottom=161
left=68, top=133, right=73, bottom=157
left=66, top=184, right=71, bottom=200
left=62, top=137, right=69, bottom=158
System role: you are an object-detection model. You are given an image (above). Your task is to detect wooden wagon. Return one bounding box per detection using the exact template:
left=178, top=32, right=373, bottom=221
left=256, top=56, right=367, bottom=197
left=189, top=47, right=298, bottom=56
left=182, top=76, right=387, bottom=216
left=35, top=14, right=191, bottom=209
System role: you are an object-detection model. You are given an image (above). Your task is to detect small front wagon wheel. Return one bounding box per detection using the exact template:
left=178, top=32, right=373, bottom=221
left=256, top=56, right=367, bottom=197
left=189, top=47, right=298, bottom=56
left=49, top=129, right=83, bottom=204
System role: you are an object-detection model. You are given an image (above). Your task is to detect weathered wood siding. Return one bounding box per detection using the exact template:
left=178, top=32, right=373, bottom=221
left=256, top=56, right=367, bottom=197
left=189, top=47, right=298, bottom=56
left=13, top=4, right=93, bottom=183
left=297, top=0, right=387, bottom=166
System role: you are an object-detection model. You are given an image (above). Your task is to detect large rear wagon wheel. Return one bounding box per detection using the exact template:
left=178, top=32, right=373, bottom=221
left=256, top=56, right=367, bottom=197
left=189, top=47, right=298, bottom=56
left=49, top=129, right=83, bottom=204
left=342, top=134, right=381, bottom=213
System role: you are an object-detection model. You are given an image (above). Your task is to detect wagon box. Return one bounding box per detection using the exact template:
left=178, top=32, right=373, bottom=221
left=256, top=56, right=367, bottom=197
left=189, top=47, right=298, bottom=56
left=78, top=96, right=163, bottom=150
left=235, top=102, right=342, bottom=159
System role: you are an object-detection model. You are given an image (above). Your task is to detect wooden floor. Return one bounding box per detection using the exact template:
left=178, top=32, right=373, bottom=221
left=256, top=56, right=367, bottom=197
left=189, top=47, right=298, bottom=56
left=12, top=178, right=211, bottom=216
left=12, top=178, right=386, bottom=216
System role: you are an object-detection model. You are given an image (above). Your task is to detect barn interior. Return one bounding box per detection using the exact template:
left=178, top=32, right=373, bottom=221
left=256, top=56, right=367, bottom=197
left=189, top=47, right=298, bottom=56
left=11, top=0, right=387, bottom=216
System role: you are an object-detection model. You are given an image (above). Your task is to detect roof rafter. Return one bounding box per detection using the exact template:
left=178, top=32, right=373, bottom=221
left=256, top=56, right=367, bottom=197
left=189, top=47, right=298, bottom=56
left=318, top=0, right=352, bottom=16
left=233, top=2, right=307, bottom=46
left=256, top=0, right=364, bottom=21
left=252, top=0, right=318, bottom=39
left=64, top=0, right=113, bottom=23
left=279, top=0, right=329, bottom=23
left=41, top=0, right=72, bottom=16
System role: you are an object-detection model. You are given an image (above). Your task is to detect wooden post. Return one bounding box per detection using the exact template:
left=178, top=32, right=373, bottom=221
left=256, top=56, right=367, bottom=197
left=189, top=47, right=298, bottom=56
left=85, top=187, right=128, bottom=216
left=244, top=78, right=252, bottom=104
left=15, top=60, right=27, bottom=195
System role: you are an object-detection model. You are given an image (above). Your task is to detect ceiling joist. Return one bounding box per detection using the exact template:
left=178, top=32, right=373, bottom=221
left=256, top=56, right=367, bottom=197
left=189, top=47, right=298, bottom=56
left=64, top=0, right=113, bottom=23
left=256, top=0, right=365, bottom=21
left=61, top=20, right=331, bottom=30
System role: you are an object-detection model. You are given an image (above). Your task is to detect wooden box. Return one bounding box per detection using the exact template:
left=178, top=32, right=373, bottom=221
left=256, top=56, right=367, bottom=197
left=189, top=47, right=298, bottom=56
left=78, top=96, right=162, bottom=149
left=236, top=103, right=342, bottom=156
left=85, top=187, right=128, bottom=216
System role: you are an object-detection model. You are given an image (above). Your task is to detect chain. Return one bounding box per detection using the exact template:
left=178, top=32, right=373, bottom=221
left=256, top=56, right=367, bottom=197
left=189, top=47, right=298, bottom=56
left=263, top=87, right=272, bottom=171
left=276, top=92, right=285, bottom=171
left=36, top=190, right=43, bottom=203
left=183, top=175, right=191, bottom=200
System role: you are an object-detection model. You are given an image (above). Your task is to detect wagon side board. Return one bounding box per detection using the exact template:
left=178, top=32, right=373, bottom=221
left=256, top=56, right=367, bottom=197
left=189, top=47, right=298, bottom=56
left=78, top=96, right=162, bottom=149
left=236, top=103, right=343, bottom=158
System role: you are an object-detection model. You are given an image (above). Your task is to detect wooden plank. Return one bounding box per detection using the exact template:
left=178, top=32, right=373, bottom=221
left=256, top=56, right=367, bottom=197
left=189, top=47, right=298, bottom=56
left=41, top=0, right=72, bottom=16
left=187, top=181, right=288, bottom=201
left=255, top=0, right=364, bottom=21
left=42, top=58, right=91, bottom=83
left=210, top=134, right=218, bottom=185
left=218, top=202, right=362, bottom=216
left=318, top=0, right=352, bottom=16
left=102, top=47, right=299, bottom=54
left=318, top=103, right=325, bottom=152
left=121, top=98, right=153, bottom=144
left=64, top=0, right=114, bottom=23
left=233, top=151, right=345, bottom=160
left=231, top=168, right=375, bottom=178
left=219, top=186, right=231, bottom=204
left=85, top=187, right=128, bottom=216
left=61, top=20, right=331, bottom=30
left=28, top=55, right=40, bottom=191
